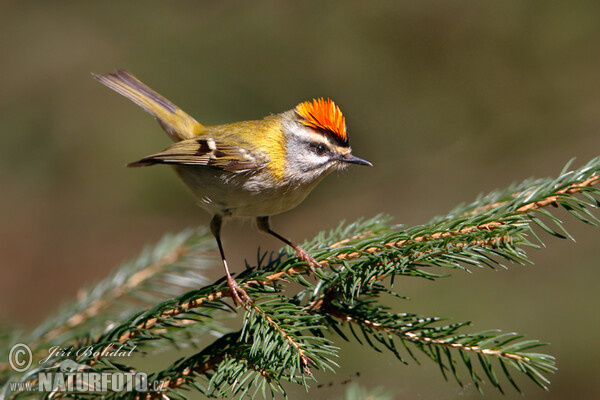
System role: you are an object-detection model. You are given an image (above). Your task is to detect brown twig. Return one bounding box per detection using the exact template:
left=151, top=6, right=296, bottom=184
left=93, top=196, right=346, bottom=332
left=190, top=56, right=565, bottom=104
left=323, top=306, right=531, bottom=363
left=515, top=175, right=600, bottom=212
left=307, top=235, right=510, bottom=312
left=470, top=175, right=600, bottom=215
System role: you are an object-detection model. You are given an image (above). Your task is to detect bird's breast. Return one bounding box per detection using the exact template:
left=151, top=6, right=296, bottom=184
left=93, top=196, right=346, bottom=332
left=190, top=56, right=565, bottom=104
left=173, top=165, right=325, bottom=217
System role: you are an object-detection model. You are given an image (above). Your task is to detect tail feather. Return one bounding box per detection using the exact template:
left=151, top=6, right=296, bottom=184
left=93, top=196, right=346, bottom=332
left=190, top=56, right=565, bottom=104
left=93, top=70, right=203, bottom=141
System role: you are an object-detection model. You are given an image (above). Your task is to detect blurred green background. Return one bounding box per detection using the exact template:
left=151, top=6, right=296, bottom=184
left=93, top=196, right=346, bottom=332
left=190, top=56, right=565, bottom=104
left=1, top=1, right=599, bottom=398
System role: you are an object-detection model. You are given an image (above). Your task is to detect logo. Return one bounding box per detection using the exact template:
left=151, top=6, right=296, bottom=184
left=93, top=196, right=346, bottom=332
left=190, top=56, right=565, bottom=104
left=8, top=343, right=32, bottom=372
left=7, top=343, right=166, bottom=394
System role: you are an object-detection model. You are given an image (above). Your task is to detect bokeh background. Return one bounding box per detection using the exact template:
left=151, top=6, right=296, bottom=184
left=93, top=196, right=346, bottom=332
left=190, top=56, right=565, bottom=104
left=2, top=1, right=599, bottom=398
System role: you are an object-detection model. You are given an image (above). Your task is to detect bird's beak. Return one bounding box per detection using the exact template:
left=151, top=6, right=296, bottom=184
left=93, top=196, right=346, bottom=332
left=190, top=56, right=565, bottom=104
left=340, top=154, right=373, bottom=167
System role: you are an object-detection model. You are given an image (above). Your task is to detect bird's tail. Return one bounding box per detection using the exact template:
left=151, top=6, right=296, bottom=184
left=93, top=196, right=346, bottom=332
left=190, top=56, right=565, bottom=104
left=94, top=70, right=203, bottom=141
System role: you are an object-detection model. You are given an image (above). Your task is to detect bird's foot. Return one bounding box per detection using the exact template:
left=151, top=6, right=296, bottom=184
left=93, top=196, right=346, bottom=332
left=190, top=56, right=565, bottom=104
left=226, top=275, right=253, bottom=311
left=294, top=246, right=320, bottom=274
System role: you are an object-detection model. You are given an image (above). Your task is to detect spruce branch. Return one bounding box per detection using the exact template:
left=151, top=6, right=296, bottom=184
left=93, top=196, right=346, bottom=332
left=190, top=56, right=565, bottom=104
left=4, top=157, right=600, bottom=399
left=35, top=228, right=213, bottom=342
left=317, top=299, right=555, bottom=392
left=0, top=229, right=218, bottom=381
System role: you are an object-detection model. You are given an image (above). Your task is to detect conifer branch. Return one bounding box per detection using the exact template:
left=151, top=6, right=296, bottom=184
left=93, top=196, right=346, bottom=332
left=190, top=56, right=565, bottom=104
left=38, top=233, right=192, bottom=345
left=4, top=157, right=600, bottom=399
left=0, top=229, right=217, bottom=377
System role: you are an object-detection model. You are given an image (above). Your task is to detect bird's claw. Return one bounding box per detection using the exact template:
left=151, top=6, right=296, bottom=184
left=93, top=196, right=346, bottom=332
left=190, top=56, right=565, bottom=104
left=295, top=247, right=320, bottom=274
left=226, top=275, right=252, bottom=311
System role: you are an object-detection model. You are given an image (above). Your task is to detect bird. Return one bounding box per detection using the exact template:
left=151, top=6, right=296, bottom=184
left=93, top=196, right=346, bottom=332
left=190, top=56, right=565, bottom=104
left=94, top=70, right=372, bottom=306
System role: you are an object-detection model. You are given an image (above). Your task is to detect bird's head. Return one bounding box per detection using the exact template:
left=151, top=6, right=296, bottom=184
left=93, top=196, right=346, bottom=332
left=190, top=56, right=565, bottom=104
left=281, top=98, right=372, bottom=184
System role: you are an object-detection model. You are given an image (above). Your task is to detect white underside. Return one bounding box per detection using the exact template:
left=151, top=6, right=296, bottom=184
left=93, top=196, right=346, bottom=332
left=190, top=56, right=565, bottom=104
left=174, top=165, right=325, bottom=217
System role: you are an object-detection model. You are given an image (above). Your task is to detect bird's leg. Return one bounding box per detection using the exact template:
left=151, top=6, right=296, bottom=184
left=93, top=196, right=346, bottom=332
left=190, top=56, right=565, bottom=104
left=256, top=216, right=319, bottom=274
left=211, top=215, right=252, bottom=309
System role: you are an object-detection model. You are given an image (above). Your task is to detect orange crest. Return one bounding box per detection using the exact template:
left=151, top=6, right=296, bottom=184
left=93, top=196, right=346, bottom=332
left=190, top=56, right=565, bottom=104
left=295, top=98, right=348, bottom=145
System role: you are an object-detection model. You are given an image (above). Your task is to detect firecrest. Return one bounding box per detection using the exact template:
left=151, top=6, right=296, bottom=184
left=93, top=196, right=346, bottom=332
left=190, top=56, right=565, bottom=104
left=94, top=70, right=372, bottom=306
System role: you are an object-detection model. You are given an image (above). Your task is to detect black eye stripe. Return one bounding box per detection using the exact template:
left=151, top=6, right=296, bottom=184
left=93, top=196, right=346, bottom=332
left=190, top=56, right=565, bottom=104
left=313, top=126, right=349, bottom=147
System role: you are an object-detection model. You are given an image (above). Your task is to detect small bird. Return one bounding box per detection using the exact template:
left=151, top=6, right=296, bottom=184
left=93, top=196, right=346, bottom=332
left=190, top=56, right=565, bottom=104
left=94, top=70, right=372, bottom=306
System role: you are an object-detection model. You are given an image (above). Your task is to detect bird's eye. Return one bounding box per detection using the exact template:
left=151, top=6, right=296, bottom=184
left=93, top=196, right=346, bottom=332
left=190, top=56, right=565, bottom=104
left=314, top=143, right=328, bottom=156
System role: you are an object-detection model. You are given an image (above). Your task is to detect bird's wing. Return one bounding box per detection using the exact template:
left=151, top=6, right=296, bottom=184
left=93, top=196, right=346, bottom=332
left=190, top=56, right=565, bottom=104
left=127, top=137, right=267, bottom=172
left=94, top=70, right=204, bottom=142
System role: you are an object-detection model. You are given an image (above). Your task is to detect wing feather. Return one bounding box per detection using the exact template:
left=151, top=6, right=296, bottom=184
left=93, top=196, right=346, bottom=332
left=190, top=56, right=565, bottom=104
left=127, top=138, right=266, bottom=172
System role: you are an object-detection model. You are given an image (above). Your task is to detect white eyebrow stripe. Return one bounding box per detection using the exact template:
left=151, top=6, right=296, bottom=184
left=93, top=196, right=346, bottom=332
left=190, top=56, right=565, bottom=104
left=305, top=131, right=344, bottom=148
left=304, top=130, right=329, bottom=143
